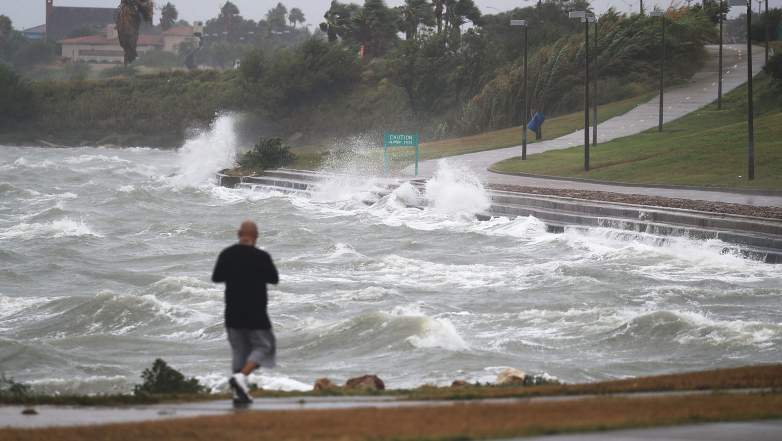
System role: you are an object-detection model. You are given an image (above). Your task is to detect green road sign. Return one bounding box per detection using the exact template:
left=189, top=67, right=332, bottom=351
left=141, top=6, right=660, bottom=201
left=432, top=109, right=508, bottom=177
left=384, top=133, right=419, bottom=147
left=383, top=132, right=420, bottom=176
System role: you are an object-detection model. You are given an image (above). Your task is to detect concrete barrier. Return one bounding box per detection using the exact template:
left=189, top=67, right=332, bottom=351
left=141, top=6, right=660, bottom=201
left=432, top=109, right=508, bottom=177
left=217, top=169, right=782, bottom=263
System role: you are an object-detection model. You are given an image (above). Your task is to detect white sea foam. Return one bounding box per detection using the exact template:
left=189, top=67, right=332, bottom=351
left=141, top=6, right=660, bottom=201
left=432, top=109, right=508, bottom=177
left=63, top=154, right=130, bottom=165
left=391, top=305, right=470, bottom=351
left=13, top=157, right=57, bottom=169
left=170, top=114, right=239, bottom=187
left=0, top=218, right=102, bottom=240
left=424, top=160, right=490, bottom=218
left=197, top=372, right=311, bottom=392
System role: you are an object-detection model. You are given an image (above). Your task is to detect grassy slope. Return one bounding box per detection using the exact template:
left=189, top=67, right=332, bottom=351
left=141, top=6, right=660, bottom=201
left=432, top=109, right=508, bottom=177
left=285, top=93, right=654, bottom=171
left=491, top=75, right=782, bottom=190
left=418, top=94, right=653, bottom=161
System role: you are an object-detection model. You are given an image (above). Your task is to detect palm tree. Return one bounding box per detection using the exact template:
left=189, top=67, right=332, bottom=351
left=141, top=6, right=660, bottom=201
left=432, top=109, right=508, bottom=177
left=320, top=1, right=360, bottom=42
left=116, top=0, right=154, bottom=65
left=266, top=2, right=288, bottom=33
left=289, top=7, right=305, bottom=28
left=159, top=2, right=178, bottom=30
left=399, top=0, right=434, bottom=40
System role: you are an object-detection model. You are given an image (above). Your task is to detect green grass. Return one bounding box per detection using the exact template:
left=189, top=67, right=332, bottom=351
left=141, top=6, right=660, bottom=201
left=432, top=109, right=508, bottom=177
left=419, top=93, right=654, bottom=161
left=278, top=93, right=655, bottom=172
left=491, top=75, right=782, bottom=190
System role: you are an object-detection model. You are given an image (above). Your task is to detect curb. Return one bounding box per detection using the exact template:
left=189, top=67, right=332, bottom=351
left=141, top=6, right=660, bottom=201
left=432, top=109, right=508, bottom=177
left=487, top=168, right=782, bottom=197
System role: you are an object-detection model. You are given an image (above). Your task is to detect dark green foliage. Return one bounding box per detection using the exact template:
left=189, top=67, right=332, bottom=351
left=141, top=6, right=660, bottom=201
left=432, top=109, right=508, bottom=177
left=99, top=64, right=138, bottom=78
left=320, top=0, right=400, bottom=57
left=133, top=359, right=205, bottom=396
left=160, top=2, right=179, bottom=30
left=751, top=8, right=781, bottom=42
left=22, top=69, right=236, bottom=146
left=241, top=38, right=361, bottom=109
left=765, top=53, right=782, bottom=81
left=0, top=64, right=34, bottom=124
left=11, top=41, right=56, bottom=68
left=0, top=374, right=30, bottom=400
left=238, top=137, right=296, bottom=171
left=455, top=6, right=716, bottom=134
left=137, top=49, right=181, bottom=69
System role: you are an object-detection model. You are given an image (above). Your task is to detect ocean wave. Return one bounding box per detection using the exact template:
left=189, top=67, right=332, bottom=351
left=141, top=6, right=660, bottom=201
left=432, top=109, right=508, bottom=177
left=4, top=290, right=218, bottom=339
left=499, top=306, right=781, bottom=350
left=63, top=154, right=131, bottom=165
left=288, top=304, right=469, bottom=353
left=392, top=305, right=470, bottom=351
left=0, top=218, right=102, bottom=240
left=13, top=157, right=58, bottom=169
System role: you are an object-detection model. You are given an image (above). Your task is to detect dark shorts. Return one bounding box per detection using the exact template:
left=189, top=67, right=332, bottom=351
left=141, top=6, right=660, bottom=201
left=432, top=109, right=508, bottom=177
left=226, top=328, right=277, bottom=372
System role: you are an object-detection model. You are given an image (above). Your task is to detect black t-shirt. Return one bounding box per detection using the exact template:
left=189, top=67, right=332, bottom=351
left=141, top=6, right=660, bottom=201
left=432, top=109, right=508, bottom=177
left=212, top=244, right=279, bottom=329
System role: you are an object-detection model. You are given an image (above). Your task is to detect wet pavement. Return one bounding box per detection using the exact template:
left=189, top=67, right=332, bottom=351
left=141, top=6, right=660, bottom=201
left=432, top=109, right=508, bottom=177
left=1, top=389, right=776, bottom=429
left=417, top=45, right=782, bottom=208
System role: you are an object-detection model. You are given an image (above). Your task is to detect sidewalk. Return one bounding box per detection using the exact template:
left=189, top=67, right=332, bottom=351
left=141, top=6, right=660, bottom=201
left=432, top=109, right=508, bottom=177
left=417, top=45, right=782, bottom=208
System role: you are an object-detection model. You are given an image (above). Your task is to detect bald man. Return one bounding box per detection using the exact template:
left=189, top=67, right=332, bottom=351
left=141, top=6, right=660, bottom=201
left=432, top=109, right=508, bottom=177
left=212, top=220, right=279, bottom=405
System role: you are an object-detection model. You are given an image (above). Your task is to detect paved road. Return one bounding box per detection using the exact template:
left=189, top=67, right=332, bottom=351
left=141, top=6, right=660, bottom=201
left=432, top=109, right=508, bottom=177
left=504, top=420, right=782, bottom=441
left=417, top=45, right=782, bottom=208
left=1, top=389, right=775, bottom=429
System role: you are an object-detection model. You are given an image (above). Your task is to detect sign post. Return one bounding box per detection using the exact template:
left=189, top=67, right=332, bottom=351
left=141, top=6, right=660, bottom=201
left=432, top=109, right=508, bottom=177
left=383, top=133, right=420, bottom=176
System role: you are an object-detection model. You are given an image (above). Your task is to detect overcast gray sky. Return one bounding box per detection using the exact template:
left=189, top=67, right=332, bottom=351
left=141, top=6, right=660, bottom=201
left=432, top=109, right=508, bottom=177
left=2, top=0, right=780, bottom=31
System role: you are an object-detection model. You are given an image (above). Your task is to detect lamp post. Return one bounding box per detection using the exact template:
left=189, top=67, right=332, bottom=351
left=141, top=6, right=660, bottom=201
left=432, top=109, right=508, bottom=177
left=650, top=10, right=665, bottom=132
left=511, top=19, right=529, bottom=160
left=747, top=0, right=755, bottom=180
left=765, top=0, right=769, bottom=65
left=570, top=11, right=594, bottom=171
left=727, top=0, right=754, bottom=179
left=592, top=16, right=598, bottom=147
left=717, top=7, right=725, bottom=110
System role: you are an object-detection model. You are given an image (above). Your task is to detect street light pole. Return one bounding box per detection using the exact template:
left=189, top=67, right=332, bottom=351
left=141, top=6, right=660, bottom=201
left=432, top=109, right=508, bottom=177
left=651, top=10, right=665, bottom=132
left=585, top=18, right=590, bottom=170
left=717, top=7, right=725, bottom=110
left=592, top=17, right=598, bottom=146
left=747, top=0, right=755, bottom=180
left=570, top=11, right=593, bottom=171
left=510, top=20, right=529, bottom=160
left=763, top=0, right=770, bottom=64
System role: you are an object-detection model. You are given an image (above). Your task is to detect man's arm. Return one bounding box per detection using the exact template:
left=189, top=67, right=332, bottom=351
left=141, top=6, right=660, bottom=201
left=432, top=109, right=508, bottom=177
left=265, top=253, right=279, bottom=285
left=212, top=251, right=227, bottom=283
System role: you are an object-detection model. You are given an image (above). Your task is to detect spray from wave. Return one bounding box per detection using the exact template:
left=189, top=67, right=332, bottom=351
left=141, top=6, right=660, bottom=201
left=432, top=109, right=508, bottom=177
left=170, top=114, right=240, bottom=187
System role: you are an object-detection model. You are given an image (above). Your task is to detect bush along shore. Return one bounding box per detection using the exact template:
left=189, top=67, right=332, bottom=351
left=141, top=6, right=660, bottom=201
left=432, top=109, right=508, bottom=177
left=0, top=3, right=721, bottom=148
left=2, top=362, right=781, bottom=407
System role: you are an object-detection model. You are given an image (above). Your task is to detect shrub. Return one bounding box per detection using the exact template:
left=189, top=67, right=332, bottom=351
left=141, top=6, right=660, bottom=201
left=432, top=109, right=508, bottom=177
left=99, top=64, right=137, bottom=79
left=238, top=137, right=296, bottom=171
left=0, top=63, right=34, bottom=124
left=764, top=53, right=782, bottom=81
left=138, top=49, right=181, bottom=69
left=133, top=359, right=205, bottom=396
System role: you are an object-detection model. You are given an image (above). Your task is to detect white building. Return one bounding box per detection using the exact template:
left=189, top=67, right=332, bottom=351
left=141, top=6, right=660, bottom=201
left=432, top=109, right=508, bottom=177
left=59, top=24, right=197, bottom=64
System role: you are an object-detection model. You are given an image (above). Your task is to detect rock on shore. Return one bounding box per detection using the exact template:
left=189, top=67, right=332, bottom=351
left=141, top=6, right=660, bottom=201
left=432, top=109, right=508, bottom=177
left=345, top=375, right=385, bottom=391
left=313, top=378, right=338, bottom=391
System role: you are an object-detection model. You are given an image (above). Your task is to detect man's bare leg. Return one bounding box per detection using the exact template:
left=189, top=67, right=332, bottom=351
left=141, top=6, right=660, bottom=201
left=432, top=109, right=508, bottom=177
left=240, top=361, right=258, bottom=376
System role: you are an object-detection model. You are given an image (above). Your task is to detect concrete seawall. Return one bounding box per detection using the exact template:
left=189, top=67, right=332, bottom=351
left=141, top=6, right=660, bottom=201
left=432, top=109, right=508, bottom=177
left=217, top=169, right=782, bottom=264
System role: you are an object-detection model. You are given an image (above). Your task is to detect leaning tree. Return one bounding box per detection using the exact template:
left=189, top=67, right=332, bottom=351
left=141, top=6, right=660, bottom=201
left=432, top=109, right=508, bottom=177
left=116, top=0, right=154, bottom=65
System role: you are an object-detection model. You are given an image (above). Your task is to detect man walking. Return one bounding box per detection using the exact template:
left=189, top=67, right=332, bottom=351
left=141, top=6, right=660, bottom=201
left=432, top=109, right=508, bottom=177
left=212, top=220, right=279, bottom=405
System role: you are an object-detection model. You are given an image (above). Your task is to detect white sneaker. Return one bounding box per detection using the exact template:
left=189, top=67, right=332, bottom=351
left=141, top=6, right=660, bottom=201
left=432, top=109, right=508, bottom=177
left=229, top=373, right=252, bottom=404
